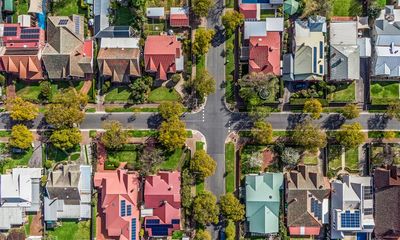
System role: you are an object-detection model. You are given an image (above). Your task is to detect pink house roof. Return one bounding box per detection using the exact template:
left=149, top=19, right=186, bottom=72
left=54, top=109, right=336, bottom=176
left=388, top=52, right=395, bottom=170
left=249, top=32, right=281, bottom=75
left=83, top=40, right=93, bottom=58
left=144, top=35, right=181, bottom=80
left=94, top=169, right=140, bottom=240
left=170, top=14, right=189, bottom=27
left=240, top=4, right=258, bottom=20
left=144, top=171, right=181, bottom=236
left=289, top=226, right=321, bottom=236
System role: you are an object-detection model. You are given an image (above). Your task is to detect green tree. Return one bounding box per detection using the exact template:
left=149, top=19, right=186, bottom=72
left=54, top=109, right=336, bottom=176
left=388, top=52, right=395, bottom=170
left=138, top=147, right=165, bottom=174
left=9, top=125, right=33, bottom=150
left=342, top=104, right=360, bottom=119
left=222, top=10, right=244, bottom=36
left=334, top=122, right=366, bottom=149
left=181, top=169, right=194, bottom=209
left=225, top=220, right=235, bottom=240
left=384, top=131, right=396, bottom=140
left=281, top=147, right=301, bottom=166
left=301, top=0, right=332, bottom=18
left=292, top=121, right=327, bottom=153
left=303, top=99, right=322, bottom=119
left=193, top=28, right=215, bottom=56
left=101, top=121, right=128, bottom=150
left=219, top=193, right=245, bottom=222
left=130, top=76, right=152, bottom=103
left=158, top=101, right=184, bottom=120
left=50, top=128, right=82, bottom=150
left=238, top=73, right=279, bottom=107
left=251, top=121, right=273, bottom=144
left=194, top=230, right=211, bottom=240
left=386, top=101, right=400, bottom=121
left=192, top=0, right=213, bottom=17
left=190, top=149, right=217, bottom=180
left=39, top=81, right=52, bottom=101
left=248, top=106, right=271, bottom=121
left=193, top=70, right=216, bottom=99
left=158, top=116, right=187, bottom=151
left=6, top=97, right=39, bottom=121
left=52, top=87, right=88, bottom=108
left=193, top=191, right=220, bottom=226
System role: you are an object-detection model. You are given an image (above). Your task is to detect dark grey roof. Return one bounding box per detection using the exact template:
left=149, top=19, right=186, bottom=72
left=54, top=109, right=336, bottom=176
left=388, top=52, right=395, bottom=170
left=374, top=186, right=400, bottom=239
left=47, top=187, right=80, bottom=200
left=95, top=26, right=133, bottom=38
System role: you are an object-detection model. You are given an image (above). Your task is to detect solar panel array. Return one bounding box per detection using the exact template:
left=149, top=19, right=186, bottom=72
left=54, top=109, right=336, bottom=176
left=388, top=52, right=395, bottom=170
left=58, top=19, right=68, bottom=25
left=21, top=28, right=39, bottom=34
left=146, top=219, right=160, bottom=225
left=74, top=15, right=80, bottom=35
left=150, top=225, right=169, bottom=236
left=127, top=205, right=132, bottom=216
left=310, top=198, right=322, bottom=220
left=363, top=186, right=373, bottom=200
left=171, top=219, right=180, bottom=224
left=131, top=218, right=136, bottom=240
left=121, top=200, right=126, bottom=217
left=340, top=210, right=360, bottom=228
left=20, top=34, right=39, bottom=39
left=4, top=26, right=17, bottom=36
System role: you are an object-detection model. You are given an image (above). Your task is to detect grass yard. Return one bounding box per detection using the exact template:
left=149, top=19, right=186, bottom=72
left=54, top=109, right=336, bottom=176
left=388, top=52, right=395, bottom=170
left=148, top=87, right=181, bottom=103
left=144, top=21, right=165, bottom=36
left=344, top=147, right=359, bottom=171
left=127, top=130, right=158, bottom=138
left=13, top=0, right=29, bottom=22
left=327, top=82, right=356, bottom=102
left=51, top=0, right=87, bottom=16
left=16, top=81, right=84, bottom=102
left=146, top=0, right=185, bottom=8
left=107, top=145, right=138, bottom=163
left=302, top=151, right=318, bottom=165
left=46, top=144, right=81, bottom=162
left=196, top=55, right=206, bottom=73
left=114, top=7, right=134, bottom=25
left=332, top=0, right=362, bottom=16
left=105, top=107, right=159, bottom=112
left=47, top=221, right=90, bottom=240
left=225, top=143, right=235, bottom=193
left=159, top=148, right=184, bottom=170
left=370, top=82, right=400, bottom=105
left=0, top=131, right=11, bottom=137
left=89, top=130, right=97, bottom=138
left=196, top=141, right=204, bottom=150
left=328, top=145, right=342, bottom=171
left=260, top=9, right=275, bottom=19
left=104, top=86, right=132, bottom=103
left=0, top=144, right=33, bottom=173
left=196, top=181, right=204, bottom=194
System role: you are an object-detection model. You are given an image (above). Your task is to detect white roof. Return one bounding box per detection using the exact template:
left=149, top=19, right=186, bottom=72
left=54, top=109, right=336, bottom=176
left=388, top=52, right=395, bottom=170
left=244, top=18, right=283, bottom=39
left=100, top=37, right=140, bottom=49
left=330, top=21, right=357, bottom=45
left=0, top=207, right=24, bottom=230
left=357, top=37, right=371, bottom=57
left=170, top=7, right=189, bottom=15
left=79, top=165, right=92, bottom=193
left=146, top=7, right=165, bottom=17
left=18, top=15, right=31, bottom=28
left=265, top=17, right=284, bottom=32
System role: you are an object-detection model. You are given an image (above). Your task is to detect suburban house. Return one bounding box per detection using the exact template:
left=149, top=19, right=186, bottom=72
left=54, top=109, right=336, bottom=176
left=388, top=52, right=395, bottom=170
left=245, top=172, right=283, bottom=236
left=94, top=169, right=140, bottom=240
left=144, top=35, right=183, bottom=80
left=0, top=22, right=45, bottom=80
left=240, top=4, right=260, bottom=20
left=373, top=166, right=400, bottom=239
left=238, top=0, right=283, bottom=11
left=372, top=5, right=400, bottom=78
left=0, top=168, right=42, bottom=230
left=44, top=165, right=92, bottom=228
left=241, top=18, right=283, bottom=76
left=146, top=7, right=165, bottom=19
left=97, top=36, right=141, bottom=82
left=94, top=0, right=110, bottom=36
left=142, top=171, right=181, bottom=237
left=282, top=16, right=326, bottom=81
left=170, top=7, right=189, bottom=27
left=42, top=15, right=93, bottom=80
left=285, top=165, right=330, bottom=237
left=330, top=175, right=375, bottom=239
left=94, top=25, right=134, bottom=39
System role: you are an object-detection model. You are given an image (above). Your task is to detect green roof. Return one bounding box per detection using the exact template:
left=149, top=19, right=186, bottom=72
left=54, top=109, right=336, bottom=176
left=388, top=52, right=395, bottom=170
left=284, top=0, right=299, bottom=15
left=3, top=0, right=14, bottom=12
left=245, top=173, right=283, bottom=234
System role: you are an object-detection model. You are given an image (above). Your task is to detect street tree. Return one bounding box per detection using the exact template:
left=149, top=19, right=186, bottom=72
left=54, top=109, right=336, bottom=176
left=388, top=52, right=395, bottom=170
left=303, top=99, right=322, bottom=119
left=250, top=121, right=273, bottom=144
left=50, top=128, right=82, bottom=150
left=292, top=121, right=327, bottom=153
left=192, top=0, right=213, bottom=17
left=6, top=97, right=39, bottom=121
left=101, top=121, right=128, bottom=150
left=222, top=10, right=244, bottom=36
left=190, top=149, right=217, bottom=180
left=193, top=69, right=216, bottom=99
left=342, top=104, right=360, bottom=119
left=225, top=220, right=235, bottom=240
left=158, top=116, right=187, bottom=151
left=9, top=125, right=33, bottom=150
left=219, top=193, right=245, bottom=222
left=386, top=101, right=400, bottom=120
left=158, top=101, right=184, bottom=120
left=193, top=191, right=220, bottom=226
left=334, top=122, right=366, bottom=149
left=193, top=28, right=215, bottom=56
left=248, top=106, right=271, bottom=121
left=281, top=147, right=301, bottom=166
left=194, top=230, right=211, bottom=240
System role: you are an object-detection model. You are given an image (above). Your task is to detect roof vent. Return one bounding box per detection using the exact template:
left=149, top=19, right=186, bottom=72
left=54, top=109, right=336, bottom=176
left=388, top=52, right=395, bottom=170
left=258, top=38, right=262, bottom=41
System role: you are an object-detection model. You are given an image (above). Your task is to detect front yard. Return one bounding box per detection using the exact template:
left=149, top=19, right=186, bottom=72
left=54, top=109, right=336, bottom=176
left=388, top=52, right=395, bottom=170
left=46, top=144, right=81, bottom=163
left=148, top=87, right=181, bottom=103
left=106, top=144, right=139, bottom=170
left=16, top=81, right=84, bottom=102
left=327, top=82, right=356, bottom=103
left=114, top=7, right=134, bottom=26
left=371, top=143, right=400, bottom=167
left=332, top=0, right=362, bottom=16
left=328, top=145, right=359, bottom=174
left=104, top=86, right=132, bottom=103
left=0, top=143, right=33, bottom=174
left=46, top=221, right=90, bottom=240
left=301, top=151, right=319, bottom=165
left=370, top=81, right=400, bottom=105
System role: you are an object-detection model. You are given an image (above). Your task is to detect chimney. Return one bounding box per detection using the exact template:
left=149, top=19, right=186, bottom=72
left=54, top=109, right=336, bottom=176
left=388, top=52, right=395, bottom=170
left=288, top=198, right=297, bottom=205
left=168, top=186, right=173, bottom=191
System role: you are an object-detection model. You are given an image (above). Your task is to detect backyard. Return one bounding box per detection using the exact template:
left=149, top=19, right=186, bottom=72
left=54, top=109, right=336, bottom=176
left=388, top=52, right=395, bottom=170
left=144, top=19, right=165, bottom=36
left=370, top=81, right=400, bottom=105
left=158, top=148, right=186, bottom=170
left=332, top=0, right=362, bottom=16
left=51, top=0, right=87, bottom=16
left=327, top=82, right=356, bottom=102
left=16, top=81, right=84, bottom=102
left=146, top=0, right=185, bottom=8
left=46, top=221, right=90, bottom=240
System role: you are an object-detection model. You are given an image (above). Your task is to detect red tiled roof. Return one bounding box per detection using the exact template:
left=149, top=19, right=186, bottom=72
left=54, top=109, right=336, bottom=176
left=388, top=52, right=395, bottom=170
left=83, top=40, right=93, bottom=58
left=94, top=170, right=140, bottom=240
left=144, top=171, right=181, bottom=236
left=249, top=32, right=281, bottom=76
left=240, top=4, right=257, bottom=20
left=144, top=35, right=182, bottom=80
left=170, top=14, right=189, bottom=27
left=289, top=226, right=321, bottom=236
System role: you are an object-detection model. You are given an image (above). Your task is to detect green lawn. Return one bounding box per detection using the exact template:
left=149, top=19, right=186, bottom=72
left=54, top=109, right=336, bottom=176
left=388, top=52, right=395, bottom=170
left=225, top=143, right=235, bottom=193
left=196, top=55, right=206, bottom=74
left=104, top=86, right=132, bottom=103
left=89, top=130, right=97, bottom=138
left=108, top=147, right=138, bottom=163
left=327, top=82, right=356, bottom=102
left=196, top=181, right=205, bottom=194
left=302, top=151, right=318, bottom=165
left=376, top=0, right=387, bottom=8
left=51, top=0, right=87, bottom=16
left=148, top=87, right=181, bottom=103
left=332, top=0, right=362, bottom=16
left=370, top=82, right=400, bottom=105
left=0, top=144, right=33, bottom=173
left=0, top=131, right=11, bottom=137
left=13, top=0, right=29, bottom=23
left=16, top=81, right=84, bottom=102
left=368, top=131, right=400, bottom=138
left=260, top=9, right=275, bottom=19
left=345, top=147, right=359, bottom=171
left=328, top=145, right=342, bottom=171
left=114, top=7, right=134, bottom=25
left=46, top=144, right=81, bottom=162
left=47, top=221, right=90, bottom=240
left=225, top=35, right=235, bottom=103
left=159, top=148, right=184, bottom=170
left=24, top=215, right=33, bottom=236
left=105, top=107, right=159, bottom=112
left=127, top=130, right=158, bottom=138
left=196, top=141, right=204, bottom=151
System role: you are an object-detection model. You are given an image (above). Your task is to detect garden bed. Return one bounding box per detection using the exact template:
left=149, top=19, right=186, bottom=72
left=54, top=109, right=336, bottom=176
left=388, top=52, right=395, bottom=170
left=370, top=82, right=400, bottom=105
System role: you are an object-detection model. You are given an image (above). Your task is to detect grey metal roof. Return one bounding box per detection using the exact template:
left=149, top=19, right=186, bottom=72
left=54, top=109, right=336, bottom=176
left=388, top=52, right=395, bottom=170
left=94, top=0, right=110, bottom=35
left=95, top=26, right=133, bottom=38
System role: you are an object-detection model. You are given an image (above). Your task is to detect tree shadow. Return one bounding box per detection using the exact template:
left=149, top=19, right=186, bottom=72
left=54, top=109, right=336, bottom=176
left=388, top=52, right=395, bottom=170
left=147, top=114, right=163, bottom=129
left=322, top=114, right=346, bottom=130
left=367, top=114, right=389, bottom=130
left=286, top=113, right=308, bottom=130
left=211, top=26, right=226, bottom=48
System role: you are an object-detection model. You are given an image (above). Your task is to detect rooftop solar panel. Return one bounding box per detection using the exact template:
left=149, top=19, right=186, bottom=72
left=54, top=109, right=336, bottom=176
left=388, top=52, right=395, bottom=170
left=131, top=218, right=136, bottom=240
left=21, top=28, right=40, bottom=34
left=3, top=31, right=17, bottom=36
left=58, top=19, right=68, bottom=25
left=20, top=34, right=39, bottom=39
left=340, top=210, right=360, bottom=228
left=4, top=27, right=17, bottom=31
